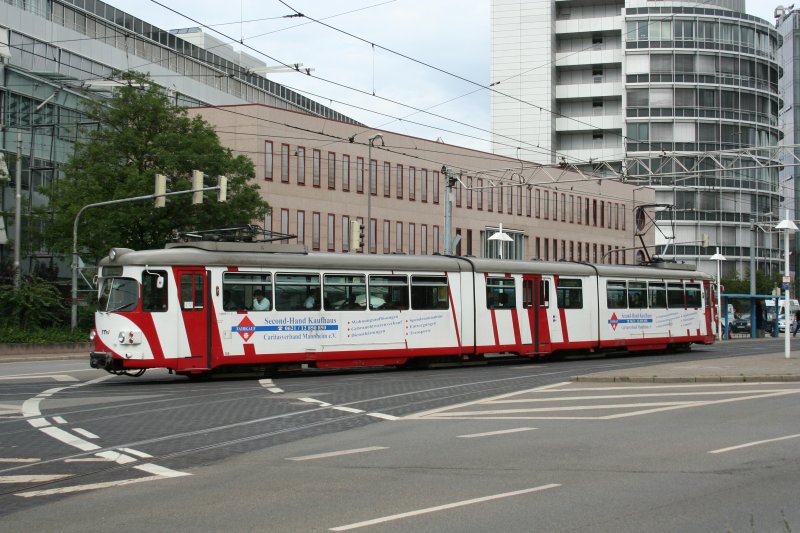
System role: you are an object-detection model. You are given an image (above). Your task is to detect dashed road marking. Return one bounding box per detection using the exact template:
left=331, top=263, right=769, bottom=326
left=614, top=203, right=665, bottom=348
left=332, top=406, right=365, bottom=414
left=73, top=428, right=99, bottom=439
left=15, top=475, right=167, bottom=497
left=299, top=397, right=332, bottom=407
left=0, top=458, right=40, bottom=463
left=709, top=432, right=800, bottom=454
left=287, top=446, right=389, bottom=462
left=329, top=484, right=561, bottom=531
left=366, top=412, right=399, bottom=421
left=52, top=416, right=67, bottom=424
left=458, top=427, right=536, bottom=438
left=259, top=378, right=284, bottom=393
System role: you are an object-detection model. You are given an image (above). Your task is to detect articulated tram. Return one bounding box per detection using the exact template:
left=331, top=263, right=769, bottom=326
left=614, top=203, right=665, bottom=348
left=89, top=241, right=717, bottom=378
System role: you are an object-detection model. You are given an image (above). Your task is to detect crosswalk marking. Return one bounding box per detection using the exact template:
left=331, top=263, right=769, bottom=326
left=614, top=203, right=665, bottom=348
left=15, top=475, right=166, bottom=497
left=0, top=474, right=69, bottom=483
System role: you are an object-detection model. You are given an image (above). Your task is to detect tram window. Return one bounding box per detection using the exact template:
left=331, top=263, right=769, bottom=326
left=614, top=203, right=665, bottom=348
left=223, top=272, right=272, bottom=312
left=557, top=278, right=583, bottom=309
left=487, top=277, right=515, bottom=309
left=275, top=273, right=320, bottom=311
left=648, top=282, right=667, bottom=308
left=685, top=284, right=702, bottom=308
left=667, top=283, right=685, bottom=308
left=628, top=282, right=647, bottom=308
left=369, top=275, right=408, bottom=310
left=539, top=280, right=550, bottom=308
left=97, top=277, right=138, bottom=312
left=606, top=281, right=627, bottom=309
left=324, top=274, right=366, bottom=310
left=142, top=271, right=168, bottom=312
left=180, top=274, right=204, bottom=310
left=523, top=280, right=533, bottom=308
left=411, top=275, right=449, bottom=310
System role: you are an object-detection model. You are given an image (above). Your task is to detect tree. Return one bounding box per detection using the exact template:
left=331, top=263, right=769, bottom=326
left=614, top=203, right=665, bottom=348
left=44, top=71, right=269, bottom=262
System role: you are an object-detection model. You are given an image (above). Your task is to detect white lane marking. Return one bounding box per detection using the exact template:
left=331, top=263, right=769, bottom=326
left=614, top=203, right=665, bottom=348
left=299, top=397, right=332, bottom=407
left=287, top=446, right=389, bottom=462
left=458, top=427, right=537, bottom=438
left=0, top=474, right=70, bottom=483
left=15, top=475, right=166, bottom=497
left=259, top=378, right=284, bottom=393
left=72, top=428, right=100, bottom=439
left=134, top=463, right=191, bottom=478
left=119, top=448, right=152, bottom=458
left=487, top=390, right=799, bottom=402
left=0, top=374, right=79, bottom=382
left=95, top=451, right=137, bottom=464
left=333, top=406, right=365, bottom=414
left=405, top=382, right=571, bottom=419
left=0, top=458, right=40, bottom=463
left=709, top=433, right=800, bottom=454
left=52, top=416, right=67, bottom=424
left=329, top=484, right=561, bottom=531
left=28, top=417, right=50, bottom=428
left=21, top=374, right=191, bottom=481
left=64, top=458, right=112, bottom=463
left=366, top=412, right=399, bottom=421
left=40, top=427, right=102, bottom=452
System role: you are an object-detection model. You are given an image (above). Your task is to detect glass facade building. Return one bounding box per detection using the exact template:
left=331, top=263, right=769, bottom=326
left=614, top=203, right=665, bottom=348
left=491, top=0, right=783, bottom=277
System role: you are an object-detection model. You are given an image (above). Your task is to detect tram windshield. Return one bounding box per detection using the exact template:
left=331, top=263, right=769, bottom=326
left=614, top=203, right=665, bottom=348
left=98, top=277, right=138, bottom=312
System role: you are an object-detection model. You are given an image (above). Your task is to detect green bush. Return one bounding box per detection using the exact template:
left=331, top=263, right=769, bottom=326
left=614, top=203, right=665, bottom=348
left=0, top=276, right=67, bottom=329
left=0, top=326, right=90, bottom=344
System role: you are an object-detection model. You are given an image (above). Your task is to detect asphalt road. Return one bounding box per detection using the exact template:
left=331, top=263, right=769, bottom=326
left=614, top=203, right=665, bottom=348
left=1, top=341, right=798, bottom=532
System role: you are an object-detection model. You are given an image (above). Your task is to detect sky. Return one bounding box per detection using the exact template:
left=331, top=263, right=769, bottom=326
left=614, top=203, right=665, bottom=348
left=109, top=0, right=781, bottom=153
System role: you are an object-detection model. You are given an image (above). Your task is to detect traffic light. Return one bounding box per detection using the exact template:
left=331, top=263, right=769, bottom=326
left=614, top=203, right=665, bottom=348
left=350, top=220, right=364, bottom=250
left=218, top=175, right=227, bottom=203
left=192, top=170, right=204, bottom=204
left=154, top=173, right=167, bottom=208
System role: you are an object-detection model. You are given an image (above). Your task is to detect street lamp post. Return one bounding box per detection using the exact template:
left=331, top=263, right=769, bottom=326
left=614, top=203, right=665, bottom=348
left=488, top=223, right=513, bottom=259
left=710, top=248, right=726, bottom=341
left=775, top=211, right=798, bottom=359
left=367, top=134, right=384, bottom=254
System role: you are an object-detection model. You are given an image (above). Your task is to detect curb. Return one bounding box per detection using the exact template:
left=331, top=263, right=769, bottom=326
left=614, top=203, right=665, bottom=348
left=0, top=343, right=92, bottom=356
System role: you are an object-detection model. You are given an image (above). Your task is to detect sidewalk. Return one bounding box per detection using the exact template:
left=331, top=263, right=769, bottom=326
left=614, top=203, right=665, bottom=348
left=0, top=343, right=90, bottom=364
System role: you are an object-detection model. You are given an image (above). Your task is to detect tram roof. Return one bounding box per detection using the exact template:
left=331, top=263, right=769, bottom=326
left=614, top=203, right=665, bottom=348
left=98, top=242, right=713, bottom=281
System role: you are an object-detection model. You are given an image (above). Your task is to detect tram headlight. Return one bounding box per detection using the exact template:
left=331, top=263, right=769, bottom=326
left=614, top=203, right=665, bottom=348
left=108, top=248, right=117, bottom=261
left=118, top=331, right=126, bottom=344
left=89, top=329, right=97, bottom=341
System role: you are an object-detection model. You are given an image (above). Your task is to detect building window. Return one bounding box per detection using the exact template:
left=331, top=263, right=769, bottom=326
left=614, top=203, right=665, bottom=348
left=421, top=169, right=428, bottom=202
left=356, top=157, right=364, bottom=193
left=433, top=225, right=440, bottom=254
left=296, top=210, right=305, bottom=245
left=421, top=224, right=428, bottom=255
left=342, top=154, right=350, bottom=191
left=342, top=215, right=350, bottom=252
left=265, top=140, right=273, bottom=180
left=477, top=178, right=484, bottom=210
left=281, top=144, right=290, bottom=183
left=383, top=162, right=391, bottom=197
left=535, top=189, right=541, bottom=218
left=369, top=158, right=377, bottom=196
left=396, top=164, right=404, bottom=198
left=312, top=212, right=320, bottom=250
left=396, top=222, right=403, bottom=253
left=409, top=223, right=416, bottom=255
left=433, top=171, right=440, bottom=203
left=327, top=214, right=335, bottom=251
left=456, top=181, right=462, bottom=207
left=526, top=186, right=531, bottom=217
left=488, top=186, right=493, bottom=212
left=369, top=218, right=377, bottom=254
left=561, top=194, right=566, bottom=222
left=497, top=184, right=502, bottom=212
left=383, top=220, right=391, bottom=254
left=409, top=167, right=416, bottom=201
left=296, top=147, right=306, bottom=185
left=281, top=208, right=289, bottom=235
left=312, top=149, right=321, bottom=187
left=328, top=152, right=336, bottom=190
left=467, top=177, right=473, bottom=209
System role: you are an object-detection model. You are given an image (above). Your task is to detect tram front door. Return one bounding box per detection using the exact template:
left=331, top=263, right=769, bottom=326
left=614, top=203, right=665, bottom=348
left=175, top=268, right=211, bottom=371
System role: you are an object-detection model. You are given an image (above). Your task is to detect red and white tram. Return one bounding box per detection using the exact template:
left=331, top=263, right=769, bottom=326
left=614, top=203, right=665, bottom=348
left=89, top=241, right=717, bottom=378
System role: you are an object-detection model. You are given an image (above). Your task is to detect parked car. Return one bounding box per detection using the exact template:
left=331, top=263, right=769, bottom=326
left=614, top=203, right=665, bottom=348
left=729, top=314, right=751, bottom=334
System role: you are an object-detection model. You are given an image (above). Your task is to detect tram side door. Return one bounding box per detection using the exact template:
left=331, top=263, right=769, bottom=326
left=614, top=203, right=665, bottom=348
left=176, top=268, right=211, bottom=370
left=522, top=274, right=545, bottom=354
